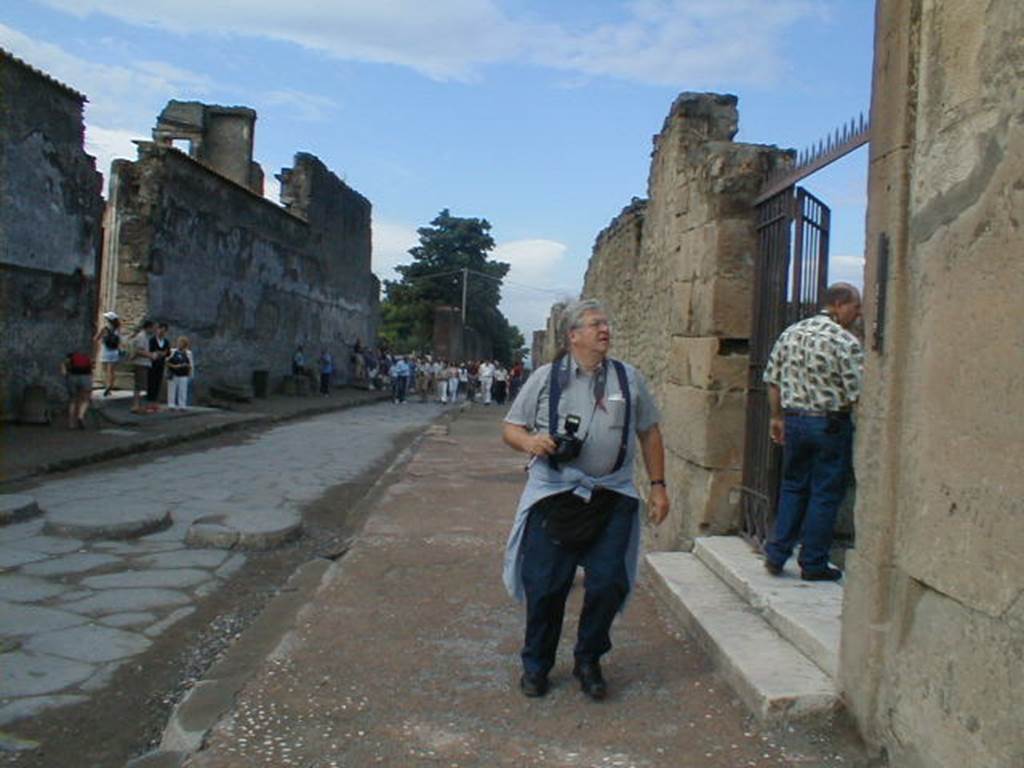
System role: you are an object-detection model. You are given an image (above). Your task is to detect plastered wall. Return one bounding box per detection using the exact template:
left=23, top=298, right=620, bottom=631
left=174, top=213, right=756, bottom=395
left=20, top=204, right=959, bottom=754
left=840, top=2, right=1024, bottom=765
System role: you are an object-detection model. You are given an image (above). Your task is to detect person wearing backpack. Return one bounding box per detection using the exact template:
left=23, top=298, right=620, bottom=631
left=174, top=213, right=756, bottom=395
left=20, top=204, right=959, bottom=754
left=166, top=337, right=192, bottom=410
left=93, top=311, right=122, bottom=396
left=61, top=349, right=94, bottom=429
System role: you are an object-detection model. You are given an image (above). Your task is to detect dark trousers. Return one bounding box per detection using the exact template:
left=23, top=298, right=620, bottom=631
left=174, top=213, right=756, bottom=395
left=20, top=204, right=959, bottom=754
left=320, top=373, right=330, bottom=394
left=146, top=364, right=165, bottom=402
left=391, top=376, right=407, bottom=402
left=765, top=414, right=853, bottom=572
left=520, top=493, right=637, bottom=677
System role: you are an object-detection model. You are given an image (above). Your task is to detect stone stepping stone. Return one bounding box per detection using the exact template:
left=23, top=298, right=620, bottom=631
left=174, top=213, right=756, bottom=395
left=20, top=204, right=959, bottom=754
left=0, top=652, right=94, bottom=697
left=185, top=510, right=302, bottom=551
left=25, top=623, right=150, bottom=664
left=43, top=503, right=172, bottom=541
left=133, top=549, right=229, bottom=570
left=0, top=495, right=41, bottom=526
left=0, top=694, right=88, bottom=728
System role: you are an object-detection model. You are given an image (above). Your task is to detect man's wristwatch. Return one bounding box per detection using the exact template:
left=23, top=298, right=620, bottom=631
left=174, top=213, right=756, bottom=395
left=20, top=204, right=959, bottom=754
left=650, top=479, right=666, bottom=487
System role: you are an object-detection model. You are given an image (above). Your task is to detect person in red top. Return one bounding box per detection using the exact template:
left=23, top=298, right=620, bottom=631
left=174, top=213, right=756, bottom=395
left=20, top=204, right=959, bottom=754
left=61, top=349, right=93, bottom=429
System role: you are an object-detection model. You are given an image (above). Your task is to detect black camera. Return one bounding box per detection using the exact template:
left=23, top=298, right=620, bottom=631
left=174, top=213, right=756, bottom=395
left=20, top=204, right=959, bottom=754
left=548, top=414, right=583, bottom=469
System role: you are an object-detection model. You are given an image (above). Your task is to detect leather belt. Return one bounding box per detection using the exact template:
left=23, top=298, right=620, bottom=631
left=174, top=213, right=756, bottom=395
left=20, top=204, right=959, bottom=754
left=784, top=408, right=851, bottom=419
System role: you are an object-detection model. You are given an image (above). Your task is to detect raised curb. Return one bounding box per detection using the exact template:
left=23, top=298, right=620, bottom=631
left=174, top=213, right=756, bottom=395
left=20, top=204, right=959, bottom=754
left=0, top=495, right=41, bottom=526
left=646, top=551, right=838, bottom=722
left=1, top=392, right=390, bottom=488
left=43, top=506, right=172, bottom=541
left=693, top=536, right=842, bottom=678
left=158, top=558, right=332, bottom=755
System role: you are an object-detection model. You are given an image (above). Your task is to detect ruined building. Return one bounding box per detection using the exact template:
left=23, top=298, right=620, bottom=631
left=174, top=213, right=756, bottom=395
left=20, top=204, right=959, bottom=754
left=583, top=93, right=790, bottom=551
left=100, top=101, right=379, bottom=396
left=0, top=49, right=104, bottom=420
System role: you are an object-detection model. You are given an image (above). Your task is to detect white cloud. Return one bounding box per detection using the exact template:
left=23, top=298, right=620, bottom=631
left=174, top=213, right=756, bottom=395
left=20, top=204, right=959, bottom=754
left=261, top=90, right=339, bottom=122
left=0, top=23, right=212, bottom=129
left=83, top=125, right=139, bottom=188
left=493, top=239, right=579, bottom=334
left=830, top=253, right=865, bottom=289
left=33, top=0, right=827, bottom=87
left=372, top=218, right=420, bottom=282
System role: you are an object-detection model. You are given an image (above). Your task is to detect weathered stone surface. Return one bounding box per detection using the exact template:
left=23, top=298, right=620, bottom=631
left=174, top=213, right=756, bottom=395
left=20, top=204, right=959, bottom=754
left=669, top=277, right=752, bottom=339
left=61, top=588, right=190, bottom=616
left=0, top=52, right=103, bottom=418
left=213, top=553, right=247, bottom=580
left=0, top=575, right=65, bottom=603
left=144, top=606, right=196, bottom=638
left=0, top=602, right=86, bottom=635
left=99, top=612, right=156, bottom=628
left=43, top=503, right=172, bottom=540
left=668, top=336, right=748, bottom=390
left=184, top=524, right=239, bottom=550
left=25, top=623, right=150, bottom=663
left=0, top=547, right=49, bottom=569
left=17, top=535, right=83, bottom=555
left=20, top=552, right=121, bottom=576
left=0, top=695, right=88, bottom=727
left=662, top=383, right=746, bottom=469
left=0, top=495, right=41, bottom=526
left=125, top=750, right=187, bottom=768
left=133, top=549, right=229, bottom=570
left=0, top=652, right=94, bottom=697
left=81, top=568, right=211, bottom=590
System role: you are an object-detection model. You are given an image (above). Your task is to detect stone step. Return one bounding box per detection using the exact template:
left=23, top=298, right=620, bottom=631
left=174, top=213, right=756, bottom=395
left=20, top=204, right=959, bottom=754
left=693, top=536, right=842, bottom=679
left=0, top=495, right=42, bottom=526
left=646, top=551, right=838, bottom=722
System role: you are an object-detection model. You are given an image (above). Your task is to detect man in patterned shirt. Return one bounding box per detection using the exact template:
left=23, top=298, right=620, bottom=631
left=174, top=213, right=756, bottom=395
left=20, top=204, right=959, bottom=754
left=762, top=283, right=863, bottom=581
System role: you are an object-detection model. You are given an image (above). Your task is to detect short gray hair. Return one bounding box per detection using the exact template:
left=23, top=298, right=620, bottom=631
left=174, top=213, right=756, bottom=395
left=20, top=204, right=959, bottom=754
left=560, top=299, right=610, bottom=345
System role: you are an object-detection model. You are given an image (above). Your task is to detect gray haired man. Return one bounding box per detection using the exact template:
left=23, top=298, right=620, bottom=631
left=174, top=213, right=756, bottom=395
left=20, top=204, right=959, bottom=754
left=502, top=299, right=669, bottom=700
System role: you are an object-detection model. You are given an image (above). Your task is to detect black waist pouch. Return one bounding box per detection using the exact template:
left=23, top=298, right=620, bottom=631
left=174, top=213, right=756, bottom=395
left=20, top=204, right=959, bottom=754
left=535, top=488, right=620, bottom=549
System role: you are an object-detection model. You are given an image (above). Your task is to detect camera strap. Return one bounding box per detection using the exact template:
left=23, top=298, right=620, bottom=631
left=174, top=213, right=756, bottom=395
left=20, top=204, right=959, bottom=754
left=548, top=356, right=631, bottom=473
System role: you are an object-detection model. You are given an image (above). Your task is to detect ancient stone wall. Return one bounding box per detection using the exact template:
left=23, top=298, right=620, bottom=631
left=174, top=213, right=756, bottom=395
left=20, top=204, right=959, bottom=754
left=840, top=2, right=1024, bottom=765
left=0, top=50, right=104, bottom=418
left=582, top=93, right=789, bottom=550
left=104, top=142, right=378, bottom=395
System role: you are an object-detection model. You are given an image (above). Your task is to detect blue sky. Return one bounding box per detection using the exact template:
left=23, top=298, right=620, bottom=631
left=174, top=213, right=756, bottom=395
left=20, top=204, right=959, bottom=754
left=1, top=1, right=874, bottom=337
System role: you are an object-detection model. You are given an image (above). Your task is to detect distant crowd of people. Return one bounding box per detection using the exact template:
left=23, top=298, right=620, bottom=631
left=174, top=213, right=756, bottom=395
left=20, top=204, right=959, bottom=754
left=348, top=345, right=526, bottom=406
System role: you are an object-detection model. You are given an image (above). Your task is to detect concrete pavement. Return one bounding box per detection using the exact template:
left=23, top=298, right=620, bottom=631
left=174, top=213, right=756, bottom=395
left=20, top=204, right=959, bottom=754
left=171, top=407, right=867, bottom=768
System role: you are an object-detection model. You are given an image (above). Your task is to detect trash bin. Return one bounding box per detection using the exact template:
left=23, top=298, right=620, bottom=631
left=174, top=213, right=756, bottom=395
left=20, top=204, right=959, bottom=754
left=251, top=370, right=270, bottom=398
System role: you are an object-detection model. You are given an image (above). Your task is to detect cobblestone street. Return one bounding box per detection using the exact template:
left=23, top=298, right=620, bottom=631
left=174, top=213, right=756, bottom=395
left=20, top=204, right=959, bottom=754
left=0, top=400, right=442, bottom=753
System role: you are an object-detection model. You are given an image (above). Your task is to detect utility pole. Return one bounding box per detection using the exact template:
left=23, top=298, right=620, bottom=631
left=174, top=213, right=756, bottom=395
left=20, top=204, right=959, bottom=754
left=460, top=267, right=468, bottom=360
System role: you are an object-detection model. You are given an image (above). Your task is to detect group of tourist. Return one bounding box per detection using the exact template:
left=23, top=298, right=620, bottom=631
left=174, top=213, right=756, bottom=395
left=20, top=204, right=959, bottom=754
left=372, top=355, right=525, bottom=406
left=91, top=311, right=195, bottom=415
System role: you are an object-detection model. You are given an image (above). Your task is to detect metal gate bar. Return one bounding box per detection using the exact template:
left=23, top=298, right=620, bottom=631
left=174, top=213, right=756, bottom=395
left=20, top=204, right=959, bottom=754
left=739, top=186, right=831, bottom=547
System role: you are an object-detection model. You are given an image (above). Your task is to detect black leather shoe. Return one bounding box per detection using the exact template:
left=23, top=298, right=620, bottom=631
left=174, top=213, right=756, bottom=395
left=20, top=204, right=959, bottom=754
left=764, top=558, right=783, bottom=576
left=519, top=671, right=548, bottom=698
left=572, top=660, right=607, bottom=701
left=801, top=566, right=843, bottom=582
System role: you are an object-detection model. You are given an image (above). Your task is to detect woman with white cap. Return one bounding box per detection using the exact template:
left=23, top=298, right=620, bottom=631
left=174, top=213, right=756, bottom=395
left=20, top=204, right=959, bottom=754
left=93, top=311, right=122, bottom=396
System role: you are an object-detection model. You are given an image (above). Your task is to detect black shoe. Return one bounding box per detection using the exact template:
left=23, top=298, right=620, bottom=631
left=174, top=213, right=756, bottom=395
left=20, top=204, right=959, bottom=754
left=519, top=671, right=548, bottom=698
left=801, top=566, right=843, bottom=582
left=764, top=558, right=783, bottom=576
left=572, top=660, right=607, bottom=701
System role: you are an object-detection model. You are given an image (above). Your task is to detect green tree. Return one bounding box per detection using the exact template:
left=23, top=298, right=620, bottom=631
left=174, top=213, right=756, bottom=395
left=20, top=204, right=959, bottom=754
left=381, top=209, right=520, bottom=362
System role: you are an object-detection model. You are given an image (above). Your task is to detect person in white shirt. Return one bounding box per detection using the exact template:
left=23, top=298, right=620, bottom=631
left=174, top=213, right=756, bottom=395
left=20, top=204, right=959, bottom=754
left=479, top=360, right=496, bottom=405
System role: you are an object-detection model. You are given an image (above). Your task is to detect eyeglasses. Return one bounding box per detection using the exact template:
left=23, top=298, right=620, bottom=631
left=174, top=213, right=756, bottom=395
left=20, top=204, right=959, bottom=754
left=582, top=319, right=611, bottom=330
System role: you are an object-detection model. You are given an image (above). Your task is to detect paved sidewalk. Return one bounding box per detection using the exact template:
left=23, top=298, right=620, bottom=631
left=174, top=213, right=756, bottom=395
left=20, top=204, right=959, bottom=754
left=182, top=408, right=865, bottom=768
left=0, top=388, right=389, bottom=486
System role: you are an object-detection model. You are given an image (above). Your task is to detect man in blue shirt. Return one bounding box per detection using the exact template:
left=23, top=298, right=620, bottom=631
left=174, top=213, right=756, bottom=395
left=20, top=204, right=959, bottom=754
left=502, top=299, right=669, bottom=700
left=391, top=357, right=410, bottom=403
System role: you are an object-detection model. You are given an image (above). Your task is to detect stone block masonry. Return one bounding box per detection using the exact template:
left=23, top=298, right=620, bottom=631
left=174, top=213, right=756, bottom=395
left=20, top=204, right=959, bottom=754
left=582, top=93, right=791, bottom=550
left=102, top=113, right=379, bottom=396
left=0, top=49, right=104, bottom=419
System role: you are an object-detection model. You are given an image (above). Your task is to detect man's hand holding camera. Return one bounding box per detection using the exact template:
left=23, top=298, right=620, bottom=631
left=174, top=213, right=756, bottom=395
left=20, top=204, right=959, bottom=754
left=526, top=433, right=558, bottom=457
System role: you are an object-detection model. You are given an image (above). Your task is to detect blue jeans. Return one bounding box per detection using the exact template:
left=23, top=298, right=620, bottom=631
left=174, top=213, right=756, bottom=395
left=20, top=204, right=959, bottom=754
left=765, top=414, right=853, bottom=573
left=520, top=493, right=637, bottom=677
